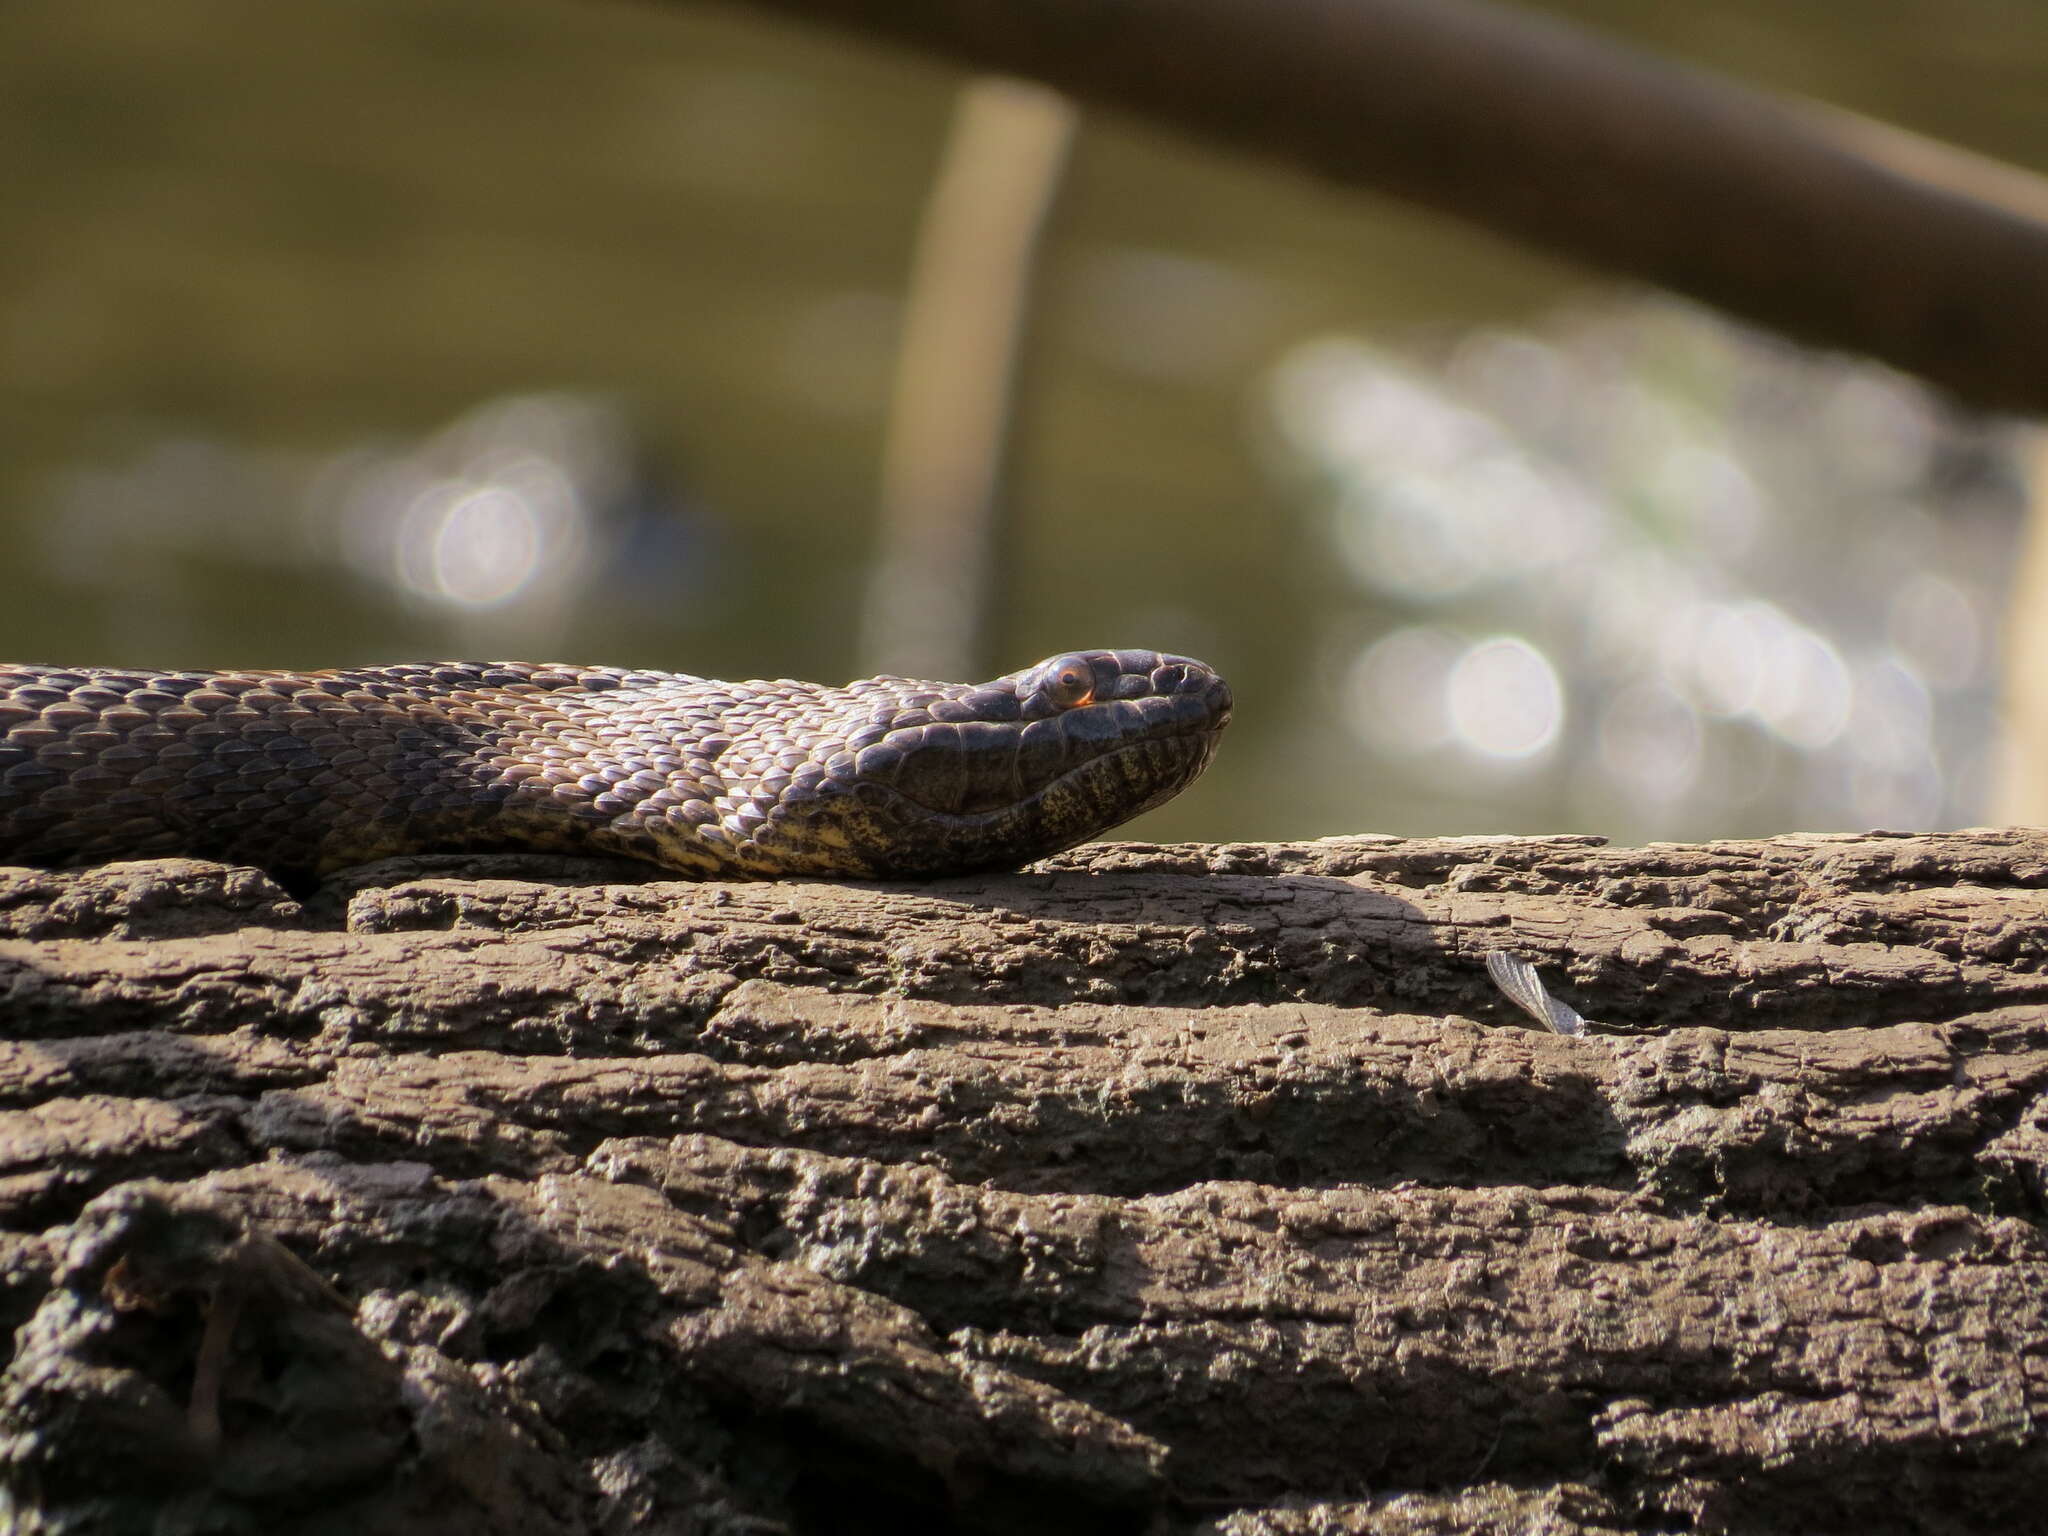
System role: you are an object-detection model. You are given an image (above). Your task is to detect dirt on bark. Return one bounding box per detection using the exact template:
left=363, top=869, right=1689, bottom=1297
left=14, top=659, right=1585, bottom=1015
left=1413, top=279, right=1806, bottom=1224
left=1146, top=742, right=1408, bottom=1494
left=2, top=829, right=2046, bottom=1533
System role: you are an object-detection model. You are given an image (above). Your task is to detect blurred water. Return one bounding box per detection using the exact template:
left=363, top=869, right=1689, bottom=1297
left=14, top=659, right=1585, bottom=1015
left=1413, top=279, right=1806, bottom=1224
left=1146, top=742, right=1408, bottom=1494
left=1267, top=303, right=2022, bottom=840
left=0, top=0, right=2035, bottom=845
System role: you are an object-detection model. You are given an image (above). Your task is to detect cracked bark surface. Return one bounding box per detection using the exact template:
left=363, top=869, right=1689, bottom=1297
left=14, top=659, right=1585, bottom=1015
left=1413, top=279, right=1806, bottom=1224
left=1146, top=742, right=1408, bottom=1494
left=2, top=828, right=2047, bottom=1533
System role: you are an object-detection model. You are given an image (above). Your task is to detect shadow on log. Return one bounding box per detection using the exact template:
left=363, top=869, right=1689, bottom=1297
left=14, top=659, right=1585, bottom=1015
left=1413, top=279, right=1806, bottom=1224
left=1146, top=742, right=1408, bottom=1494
left=2, top=830, right=2046, bottom=1532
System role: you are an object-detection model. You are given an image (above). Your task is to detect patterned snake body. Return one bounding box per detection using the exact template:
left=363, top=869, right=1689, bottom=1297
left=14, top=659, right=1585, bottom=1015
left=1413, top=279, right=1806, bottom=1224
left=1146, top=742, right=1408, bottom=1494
left=0, top=650, right=1230, bottom=882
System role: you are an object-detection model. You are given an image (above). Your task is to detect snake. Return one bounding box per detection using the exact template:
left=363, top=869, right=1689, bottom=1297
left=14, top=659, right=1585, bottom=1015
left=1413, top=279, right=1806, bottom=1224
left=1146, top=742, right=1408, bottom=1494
left=0, top=650, right=1230, bottom=884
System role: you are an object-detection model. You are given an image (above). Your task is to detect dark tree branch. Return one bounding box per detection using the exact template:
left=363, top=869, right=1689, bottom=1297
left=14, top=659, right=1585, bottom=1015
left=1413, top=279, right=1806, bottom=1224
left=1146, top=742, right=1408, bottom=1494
left=721, top=0, right=2048, bottom=415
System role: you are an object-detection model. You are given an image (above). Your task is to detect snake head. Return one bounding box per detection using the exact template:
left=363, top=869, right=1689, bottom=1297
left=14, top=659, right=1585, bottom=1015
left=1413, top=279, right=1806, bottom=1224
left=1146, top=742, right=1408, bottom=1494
left=759, top=649, right=1231, bottom=878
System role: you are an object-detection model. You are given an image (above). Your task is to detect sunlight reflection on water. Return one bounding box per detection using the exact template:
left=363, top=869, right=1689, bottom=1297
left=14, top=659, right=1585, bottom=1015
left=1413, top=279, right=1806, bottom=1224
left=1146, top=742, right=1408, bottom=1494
left=1269, top=300, right=2021, bottom=836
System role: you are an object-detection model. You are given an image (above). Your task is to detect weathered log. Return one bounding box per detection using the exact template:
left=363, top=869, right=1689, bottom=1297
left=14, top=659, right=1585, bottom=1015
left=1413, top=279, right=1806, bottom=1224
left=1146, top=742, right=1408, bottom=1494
left=2, top=830, right=2046, bottom=1532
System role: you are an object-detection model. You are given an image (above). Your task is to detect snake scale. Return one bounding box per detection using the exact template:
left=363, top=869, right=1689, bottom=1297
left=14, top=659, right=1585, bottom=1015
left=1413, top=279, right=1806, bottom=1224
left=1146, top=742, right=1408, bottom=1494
left=0, top=650, right=1230, bottom=883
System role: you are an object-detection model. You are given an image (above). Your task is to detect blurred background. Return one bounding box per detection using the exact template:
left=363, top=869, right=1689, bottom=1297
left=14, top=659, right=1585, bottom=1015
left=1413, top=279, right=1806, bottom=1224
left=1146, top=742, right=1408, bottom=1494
left=0, top=0, right=2038, bottom=846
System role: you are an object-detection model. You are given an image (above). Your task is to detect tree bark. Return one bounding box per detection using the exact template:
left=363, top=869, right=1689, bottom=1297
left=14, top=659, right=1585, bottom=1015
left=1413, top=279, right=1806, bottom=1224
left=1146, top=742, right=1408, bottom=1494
left=3, top=830, right=2047, bottom=1531
left=715, top=0, right=2048, bottom=417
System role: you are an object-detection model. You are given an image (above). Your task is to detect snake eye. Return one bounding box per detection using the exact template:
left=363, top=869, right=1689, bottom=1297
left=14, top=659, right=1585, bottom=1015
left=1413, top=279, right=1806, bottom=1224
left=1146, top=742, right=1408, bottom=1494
left=1040, top=656, right=1096, bottom=710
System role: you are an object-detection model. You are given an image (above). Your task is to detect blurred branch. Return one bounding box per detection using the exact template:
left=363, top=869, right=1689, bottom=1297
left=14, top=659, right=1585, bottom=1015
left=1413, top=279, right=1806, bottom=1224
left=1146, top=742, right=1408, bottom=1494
left=721, top=0, right=2048, bottom=416
left=861, top=78, right=1076, bottom=681
left=1994, top=430, right=2048, bottom=825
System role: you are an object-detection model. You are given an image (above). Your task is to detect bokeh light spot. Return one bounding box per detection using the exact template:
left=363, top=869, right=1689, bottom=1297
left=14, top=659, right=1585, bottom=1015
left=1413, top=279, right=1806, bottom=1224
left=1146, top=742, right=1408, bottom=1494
left=1446, top=637, right=1563, bottom=761
left=1888, top=573, right=1982, bottom=688
left=1345, top=626, right=1464, bottom=755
